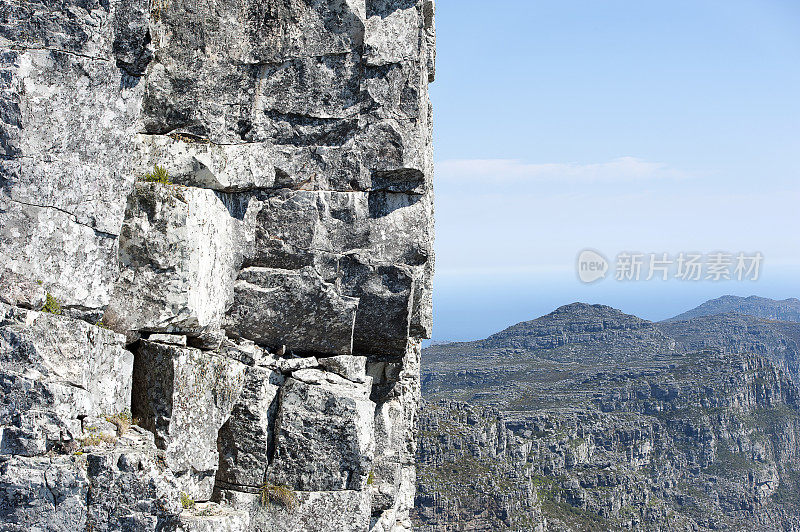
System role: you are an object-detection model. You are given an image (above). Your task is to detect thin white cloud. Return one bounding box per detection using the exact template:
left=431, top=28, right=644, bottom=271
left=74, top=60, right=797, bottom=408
left=435, top=156, right=689, bottom=183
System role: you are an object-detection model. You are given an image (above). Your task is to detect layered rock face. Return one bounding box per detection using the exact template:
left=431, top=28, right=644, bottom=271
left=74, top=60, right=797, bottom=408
left=416, top=304, right=800, bottom=531
left=0, top=1, right=434, bottom=530
left=416, top=353, right=800, bottom=531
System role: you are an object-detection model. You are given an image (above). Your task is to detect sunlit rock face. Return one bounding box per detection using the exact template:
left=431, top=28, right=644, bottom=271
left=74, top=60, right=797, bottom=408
left=0, top=0, right=435, bottom=530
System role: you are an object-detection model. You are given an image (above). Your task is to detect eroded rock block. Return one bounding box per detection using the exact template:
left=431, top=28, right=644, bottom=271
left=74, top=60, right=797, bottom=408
left=320, top=355, right=369, bottom=383
left=108, top=183, right=248, bottom=334
left=0, top=304, right=132, bottom=455
left=216, top=489, right=372, bottom=532
left=0, top=0, right=150, bottom=310
left=216, top=366, right=284, bottom=488
left=174, top=503, right=250, bottom=532
left=0, top=455, right=88, bottom=532
left=246, top=188, right=432, bottom=352
left=138, top=134, right=277, bottom=192
left=132, top=340, right=247, bottom=500
left=225, top=267, right=358, bottom=355
left=369, top=342, right=421, bottom=519
left=269, top=375, right=375, bottom=491
left=0, top=426, right=183, bottom=532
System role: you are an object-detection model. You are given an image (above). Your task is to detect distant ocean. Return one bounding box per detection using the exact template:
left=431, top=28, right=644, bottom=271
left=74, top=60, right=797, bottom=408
left=428, top=266, right=800, bottom=344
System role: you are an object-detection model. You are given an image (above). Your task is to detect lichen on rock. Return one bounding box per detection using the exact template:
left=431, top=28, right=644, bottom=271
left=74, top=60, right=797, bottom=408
left=0, top=0, right=434, bottom=530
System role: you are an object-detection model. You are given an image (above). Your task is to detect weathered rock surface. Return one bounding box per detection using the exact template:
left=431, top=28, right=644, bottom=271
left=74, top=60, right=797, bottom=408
left=0, top=0, right=149, bottom=312
left=269, top=373, right=375, bottom=491
left=0, top=303, right=132, bottom=456
left=0, top=0, right=434, bottom=530
left=132, top=340, right=248, bottom=500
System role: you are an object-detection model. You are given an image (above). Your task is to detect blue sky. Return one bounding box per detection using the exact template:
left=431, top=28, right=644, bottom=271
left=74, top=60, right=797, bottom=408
left=429, top=0, right=800, bottom=342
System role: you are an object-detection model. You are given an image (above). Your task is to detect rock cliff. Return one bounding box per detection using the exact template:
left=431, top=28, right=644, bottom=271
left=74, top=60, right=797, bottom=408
left=0, top=1, right=435, bottom=530
left=416, top=304, right=800, bottom=531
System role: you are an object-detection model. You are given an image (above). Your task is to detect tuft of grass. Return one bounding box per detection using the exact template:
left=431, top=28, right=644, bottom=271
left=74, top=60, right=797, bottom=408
left=140, top=164, right=171, bottom=185
left=259, top=483, right=298, bottom=511
left=80, top=432, right=117, bottom=447
left=150, top=0, right=170, bottom=21
left=180, top=492, right=195, bottom=509
left=105, top=409, right=133, bottom=436
left=42, top=293, right=62, bottom=315
left=180, top=492, right=195, bottom=510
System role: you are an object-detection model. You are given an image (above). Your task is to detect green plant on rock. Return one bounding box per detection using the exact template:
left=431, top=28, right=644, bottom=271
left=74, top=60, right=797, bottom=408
left=367, top=471, right=375, bottom=485
left=259, top=483, right=298, bottom=511
left=42, top=293, right=62, bottom=315
left=180, top=492, right=195, bottom=510
left=140, top=164, right=171, bottom=185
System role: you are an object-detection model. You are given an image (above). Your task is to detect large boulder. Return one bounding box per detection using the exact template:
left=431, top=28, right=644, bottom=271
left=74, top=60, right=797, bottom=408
left=0, top=0, right=150, bottom=312
left=225, top=267, right=359, bottom=355
left=132, top=340, right=247, bottom=500
left=268, top=372, right=376, bottom=491
left=0, top=426, right=183, bottom=532
left=216, top=489, right=372, bottom=532
left=0, top=304, right=132, bottom=456
left=107, top=183, right=252, bottom=335
left=216, top=365, right=284, bottom=488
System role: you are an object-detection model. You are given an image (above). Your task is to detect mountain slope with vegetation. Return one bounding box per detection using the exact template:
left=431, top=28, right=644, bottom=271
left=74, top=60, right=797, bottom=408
left=415, top=299, right=800, bottom=531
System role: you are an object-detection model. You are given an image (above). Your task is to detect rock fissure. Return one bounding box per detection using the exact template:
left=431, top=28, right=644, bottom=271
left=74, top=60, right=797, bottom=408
left=6, top=197, right=118, bottom=238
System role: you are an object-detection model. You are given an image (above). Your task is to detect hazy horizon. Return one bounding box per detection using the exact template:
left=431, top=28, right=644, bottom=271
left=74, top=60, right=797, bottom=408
left=429, top=0, right=800, bottom=342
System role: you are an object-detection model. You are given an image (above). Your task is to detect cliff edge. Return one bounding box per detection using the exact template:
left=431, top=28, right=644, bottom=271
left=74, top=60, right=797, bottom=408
left=0, top=1, right=435, bottom=530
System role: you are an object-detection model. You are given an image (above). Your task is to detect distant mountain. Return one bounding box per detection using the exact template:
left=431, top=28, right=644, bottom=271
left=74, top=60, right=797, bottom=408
left=659, top=311, right=800, bottom=381
left=422, top=303, right=678, bottom=409
left=416, top=300, right=800, bottom=531
left=423, top=301, right=800, bottom=409
left=665, top=295, right=800, bottom=323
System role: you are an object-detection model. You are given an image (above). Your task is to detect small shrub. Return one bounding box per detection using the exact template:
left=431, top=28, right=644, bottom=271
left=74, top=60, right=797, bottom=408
left=180, top=492, right=195, bottom=509
left=141, top=164, right=171, bottom=185
left=42, top=293, right=62, bottom=315
left=259, top=483, right=298, bottom=511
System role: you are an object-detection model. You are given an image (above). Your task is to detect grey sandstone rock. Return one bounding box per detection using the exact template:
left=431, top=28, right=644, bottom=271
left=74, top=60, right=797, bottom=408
left=216, top=365, right=284, bottom=488
left=0, top=426, right=183, bottom=532
left=269, top=375, right=376, bottom=491
left=0, top=0, right=434, bottom=529
left=0, top=304, right=132, bottom=455
left=216, top=489, right=373, bottom=532
left=107, top=183, right=251, bottom=335
left=0, top=270, right=46, bottom=310
left=225, top=266, right=359, bottom=355
left=172, top=503, right=250, bottom=532
left=320, top=355, right=369, bottom=383
left=132, top=340, right=247, bottom=500
left=0, top=0, right=150, bottom=311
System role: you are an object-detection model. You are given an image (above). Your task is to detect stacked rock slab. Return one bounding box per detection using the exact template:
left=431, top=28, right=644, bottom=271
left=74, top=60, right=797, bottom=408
left=0, top=1, right=434, bottom=531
